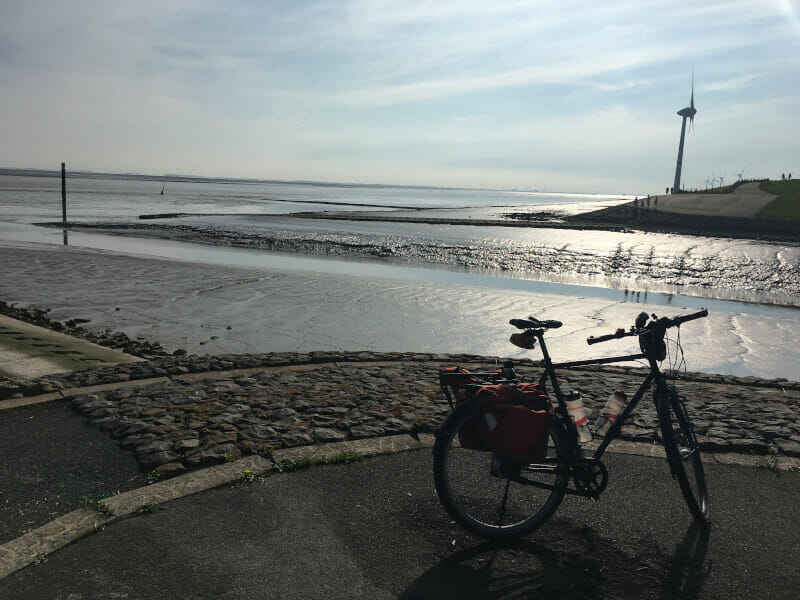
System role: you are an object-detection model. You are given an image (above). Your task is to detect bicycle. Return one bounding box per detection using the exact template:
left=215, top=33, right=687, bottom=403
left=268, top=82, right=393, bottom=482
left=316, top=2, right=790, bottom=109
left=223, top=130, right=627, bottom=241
left=433, top=309, right=710, bottom=539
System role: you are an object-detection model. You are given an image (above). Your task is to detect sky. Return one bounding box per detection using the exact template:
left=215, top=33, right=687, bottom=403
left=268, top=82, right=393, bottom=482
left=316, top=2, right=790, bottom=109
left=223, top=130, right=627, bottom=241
left=1, top=1, right=799, bottom=194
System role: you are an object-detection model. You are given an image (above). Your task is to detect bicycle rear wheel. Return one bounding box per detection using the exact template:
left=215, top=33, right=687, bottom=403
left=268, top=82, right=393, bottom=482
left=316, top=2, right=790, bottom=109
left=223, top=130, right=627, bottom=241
left=657, top=384, right=710, bottom=525
left=433, top=405, right=569, bottom=539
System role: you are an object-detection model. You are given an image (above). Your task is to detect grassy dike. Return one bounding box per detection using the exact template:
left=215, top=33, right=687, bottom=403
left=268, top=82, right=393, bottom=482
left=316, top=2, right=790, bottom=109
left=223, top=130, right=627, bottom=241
left=759, top=179, right=800, bottom=218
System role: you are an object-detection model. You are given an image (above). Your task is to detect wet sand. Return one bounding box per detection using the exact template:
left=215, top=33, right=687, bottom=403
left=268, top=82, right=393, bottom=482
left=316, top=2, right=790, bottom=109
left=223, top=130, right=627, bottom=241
left=1, top=243, right=798, bottom=380
left=40, top=219, right=800, bottom=305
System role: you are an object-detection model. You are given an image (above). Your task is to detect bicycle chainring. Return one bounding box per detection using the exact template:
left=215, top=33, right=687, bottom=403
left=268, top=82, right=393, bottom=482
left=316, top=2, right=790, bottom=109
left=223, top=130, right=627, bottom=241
left=573, top=458, right=608, bottom=500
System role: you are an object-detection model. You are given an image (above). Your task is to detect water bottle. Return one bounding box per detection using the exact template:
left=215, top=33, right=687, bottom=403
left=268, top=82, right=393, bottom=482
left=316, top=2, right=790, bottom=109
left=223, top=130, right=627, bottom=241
left=594, top=391, right=628, bottom=437
left=566, top=391, right=592, bottom=443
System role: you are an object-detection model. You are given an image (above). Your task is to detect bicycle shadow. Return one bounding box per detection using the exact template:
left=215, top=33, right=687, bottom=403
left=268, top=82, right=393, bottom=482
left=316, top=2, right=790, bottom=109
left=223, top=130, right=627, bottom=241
left=660, top=520, right=712, bottom=600
left=399, top=519, right=710, bottom=600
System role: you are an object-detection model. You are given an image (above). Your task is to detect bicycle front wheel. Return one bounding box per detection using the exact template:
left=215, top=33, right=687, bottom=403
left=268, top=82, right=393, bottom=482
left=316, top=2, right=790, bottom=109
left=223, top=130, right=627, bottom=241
left=657, top=384, right=710, bottom=525
left=433, top=405, right=570, bottom=539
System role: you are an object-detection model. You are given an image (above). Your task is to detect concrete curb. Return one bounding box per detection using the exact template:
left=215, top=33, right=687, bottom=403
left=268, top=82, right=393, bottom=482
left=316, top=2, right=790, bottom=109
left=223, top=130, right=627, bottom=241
left=0, top=314, right=143, bottom=380
left=1, top=431, right=797, bottom=581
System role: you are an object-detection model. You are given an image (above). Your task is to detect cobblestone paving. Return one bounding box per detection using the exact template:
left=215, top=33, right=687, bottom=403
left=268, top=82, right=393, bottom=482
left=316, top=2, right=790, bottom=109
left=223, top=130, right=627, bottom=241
left=4, top=352, right=794, bottom=477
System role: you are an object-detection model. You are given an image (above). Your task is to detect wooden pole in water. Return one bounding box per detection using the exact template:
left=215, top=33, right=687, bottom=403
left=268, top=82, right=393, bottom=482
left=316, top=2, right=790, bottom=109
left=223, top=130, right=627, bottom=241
left=61, top=162, right=67, bottom=224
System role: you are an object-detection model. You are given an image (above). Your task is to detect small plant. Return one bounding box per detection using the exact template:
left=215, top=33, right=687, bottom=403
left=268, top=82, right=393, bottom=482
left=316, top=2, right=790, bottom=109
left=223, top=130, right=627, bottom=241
left=146, top=470, right=163, bottom=485
left=229, top=468, right=257, bottom=487
left=270, top=457, right=312, bottom=473
left=137, top=503, right=162, bottom=514
left=81, top=496, right=114, bottom=517
left=270, top=451, right=364, bottom=473
left=753, top=447, right=780, bottom=471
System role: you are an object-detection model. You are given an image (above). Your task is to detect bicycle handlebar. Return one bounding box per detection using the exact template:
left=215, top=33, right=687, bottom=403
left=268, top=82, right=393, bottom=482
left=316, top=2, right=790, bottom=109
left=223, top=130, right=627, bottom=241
left=586, top=308, right=707, bottom=346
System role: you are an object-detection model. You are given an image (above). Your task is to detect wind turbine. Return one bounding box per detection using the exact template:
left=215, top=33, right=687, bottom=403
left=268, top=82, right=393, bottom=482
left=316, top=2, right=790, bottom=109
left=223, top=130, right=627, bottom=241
left=718, top=173, right=726, bottom=186
left=735, top=167, right=746, bottom=182
left=672, top=74, right=697, bottom=194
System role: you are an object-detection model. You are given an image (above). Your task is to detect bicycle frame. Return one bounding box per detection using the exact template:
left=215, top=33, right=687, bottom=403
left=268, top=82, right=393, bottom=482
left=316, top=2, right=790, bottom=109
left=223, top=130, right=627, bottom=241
left=532, top=329, right=665, bottom=462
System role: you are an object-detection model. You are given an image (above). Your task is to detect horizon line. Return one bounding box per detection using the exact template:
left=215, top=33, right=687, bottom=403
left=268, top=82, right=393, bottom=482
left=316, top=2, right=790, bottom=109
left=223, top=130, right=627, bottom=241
left=0, top=166, right=636, bottom=198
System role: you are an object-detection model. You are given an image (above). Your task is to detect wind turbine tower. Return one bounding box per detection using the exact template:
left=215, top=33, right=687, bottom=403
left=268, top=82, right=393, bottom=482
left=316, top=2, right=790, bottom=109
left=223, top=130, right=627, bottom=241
left=672, top=78, right=696, bottom=194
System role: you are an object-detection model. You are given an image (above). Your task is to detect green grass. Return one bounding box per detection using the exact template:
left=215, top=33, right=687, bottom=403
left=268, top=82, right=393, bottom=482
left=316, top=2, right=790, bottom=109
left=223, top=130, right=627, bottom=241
left=758, top=179, right=800, bottom=218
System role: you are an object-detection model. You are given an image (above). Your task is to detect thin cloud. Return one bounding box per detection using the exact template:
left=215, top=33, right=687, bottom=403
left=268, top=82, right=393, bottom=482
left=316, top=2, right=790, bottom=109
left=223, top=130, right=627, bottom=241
left=699, top=74, right=759, bottom=93
left=335, top=35, right=754, bottom=106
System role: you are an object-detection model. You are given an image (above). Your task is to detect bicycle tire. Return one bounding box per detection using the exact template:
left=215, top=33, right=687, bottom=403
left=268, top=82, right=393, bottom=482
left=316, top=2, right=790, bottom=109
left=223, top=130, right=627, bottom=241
left=433, top=404, right=570, bottom=539
left=657, top=384, right=711, bottom=525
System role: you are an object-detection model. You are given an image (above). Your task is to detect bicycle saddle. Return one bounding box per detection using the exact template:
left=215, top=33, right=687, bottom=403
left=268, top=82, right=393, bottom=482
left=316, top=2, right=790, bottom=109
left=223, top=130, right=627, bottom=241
left=509, top=317, right=563, bottom=330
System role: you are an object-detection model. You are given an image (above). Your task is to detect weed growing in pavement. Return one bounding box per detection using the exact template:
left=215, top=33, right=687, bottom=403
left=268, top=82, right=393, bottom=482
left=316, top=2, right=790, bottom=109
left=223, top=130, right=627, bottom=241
left=753, top=447, right=780, bottom=471
left=81, top=496, right=114, bottom=517
left=229, top=469, right=257, bottom=487
left=137, top=503, right=163, bottom=514
left=146, top=470, right=163, bottom=485
left=270, top=458, right=314, bottom=473
left=270, top=451, right=364, bottom=474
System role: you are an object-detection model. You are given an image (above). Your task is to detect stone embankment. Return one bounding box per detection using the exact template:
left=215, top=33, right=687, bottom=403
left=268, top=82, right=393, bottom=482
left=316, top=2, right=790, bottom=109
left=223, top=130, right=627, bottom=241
left=3, top=352, right=798, bottom=478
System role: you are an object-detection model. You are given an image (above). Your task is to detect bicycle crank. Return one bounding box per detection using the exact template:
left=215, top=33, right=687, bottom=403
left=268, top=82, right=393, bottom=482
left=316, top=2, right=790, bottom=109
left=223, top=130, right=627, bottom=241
left=572, top=458, right=608, bottom=500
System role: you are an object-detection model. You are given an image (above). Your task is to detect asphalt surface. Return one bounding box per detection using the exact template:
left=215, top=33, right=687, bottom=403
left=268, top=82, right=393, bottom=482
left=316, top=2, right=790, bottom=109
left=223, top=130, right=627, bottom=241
left=0, top=401, right=147, bottom=544
left=2, top=448, right=798, bottom=599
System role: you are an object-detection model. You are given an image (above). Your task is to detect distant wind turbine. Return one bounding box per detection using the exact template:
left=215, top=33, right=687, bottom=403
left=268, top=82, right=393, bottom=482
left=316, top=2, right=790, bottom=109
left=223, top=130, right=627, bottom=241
left=735, top=168, right=746, bottom=182
left=672, top=73, right=697, bottom=194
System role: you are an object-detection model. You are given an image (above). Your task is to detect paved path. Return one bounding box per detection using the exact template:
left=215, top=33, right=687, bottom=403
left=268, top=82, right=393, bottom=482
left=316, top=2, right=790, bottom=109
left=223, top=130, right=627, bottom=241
left=1, top=449, right=798, bottom=599
left=0, top=315, right=142, bottom=379
left=649, top=182, right=776, bottom=218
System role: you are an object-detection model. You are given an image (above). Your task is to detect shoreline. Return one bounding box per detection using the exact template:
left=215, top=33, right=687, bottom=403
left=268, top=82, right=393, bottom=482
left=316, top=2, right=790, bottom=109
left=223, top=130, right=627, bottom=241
left=128, top=208, right=800, bottom=244
left=129, top=209, right=800, bottom=243
left=35, top=220, right=800, bottom=305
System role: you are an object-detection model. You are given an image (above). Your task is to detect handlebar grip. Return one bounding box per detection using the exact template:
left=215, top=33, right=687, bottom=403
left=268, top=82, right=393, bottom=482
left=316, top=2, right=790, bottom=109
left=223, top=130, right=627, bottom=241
left=671, top=308, right=708, bottom=326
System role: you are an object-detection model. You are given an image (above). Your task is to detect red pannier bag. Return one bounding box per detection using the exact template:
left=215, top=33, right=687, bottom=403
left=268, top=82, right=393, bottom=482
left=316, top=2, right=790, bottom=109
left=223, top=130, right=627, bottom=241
left=440, top=367, right=494, bottom=451
left=468, top=383, right=553, bottom=463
